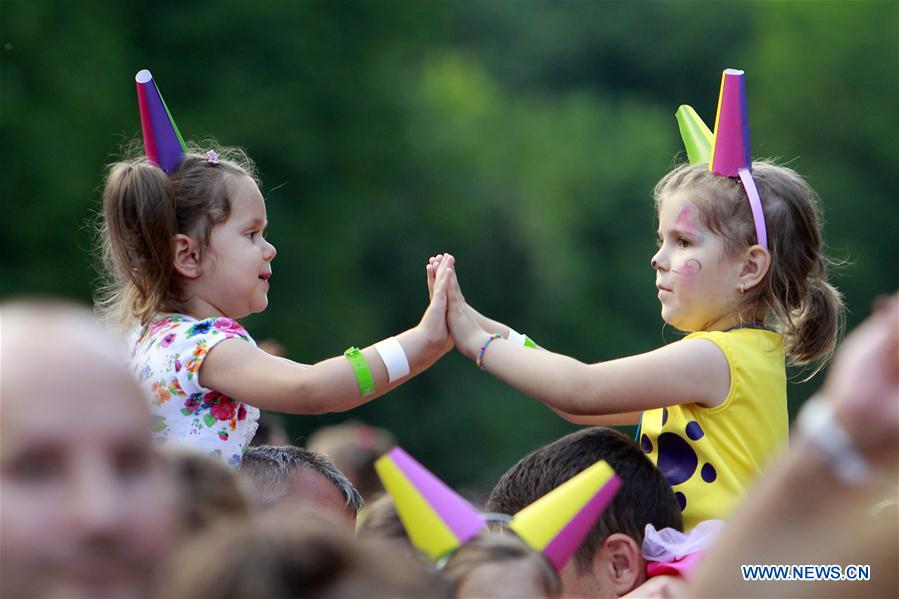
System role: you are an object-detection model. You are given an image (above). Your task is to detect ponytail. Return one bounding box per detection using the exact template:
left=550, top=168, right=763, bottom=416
left=781, top=277, right=845, bottom=373
left=96, top=159, right=179, bottom=327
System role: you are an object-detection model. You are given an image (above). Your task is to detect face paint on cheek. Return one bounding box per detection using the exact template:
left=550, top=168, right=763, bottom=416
left=673, top=259, right=702, bottom=276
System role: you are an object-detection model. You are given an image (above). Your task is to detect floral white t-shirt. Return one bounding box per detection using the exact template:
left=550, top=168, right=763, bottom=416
left=131, top=314, right=260, bottom=466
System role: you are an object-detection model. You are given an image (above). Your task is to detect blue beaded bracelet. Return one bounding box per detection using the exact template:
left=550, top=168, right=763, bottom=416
left=476, top=333, right=502, bottom=371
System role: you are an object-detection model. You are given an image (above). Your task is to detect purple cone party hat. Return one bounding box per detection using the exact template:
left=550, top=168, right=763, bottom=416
left=135, top=69, right=187, bottom=174
left=676, top=68, right=767, bottom=249
left=508, top=459, right=621, bottom=572
left=374, top=447, right=486, bottom=561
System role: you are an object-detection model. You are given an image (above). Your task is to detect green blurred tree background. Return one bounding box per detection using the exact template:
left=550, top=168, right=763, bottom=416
left=2, top=0, right=896, bottom=490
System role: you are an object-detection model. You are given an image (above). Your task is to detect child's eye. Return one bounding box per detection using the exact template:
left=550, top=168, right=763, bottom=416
left=655, top=236, right=663, bottom=248
left=677, top=237, right=691, bottom=248
left=248, top=231, right=258, bottom=240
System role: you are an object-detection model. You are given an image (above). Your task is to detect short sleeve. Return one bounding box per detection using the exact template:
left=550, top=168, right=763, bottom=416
left=170, top=317, right=255, bottom=397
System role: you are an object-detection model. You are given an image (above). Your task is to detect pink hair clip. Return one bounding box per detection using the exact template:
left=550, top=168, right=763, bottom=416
left=206, top=149, right=220, bottom=165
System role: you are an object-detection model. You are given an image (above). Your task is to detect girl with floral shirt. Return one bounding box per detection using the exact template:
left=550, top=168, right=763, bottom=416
left=98, top=70, right=452, bottom=465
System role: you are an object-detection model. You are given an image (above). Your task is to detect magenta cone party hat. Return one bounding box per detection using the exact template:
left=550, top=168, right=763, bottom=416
left=677, top=68, right=767, bottom=248
left=508, top=460, right=621, bottom=572
left=709, top=69, right=751, bottom=177
left=375, top=447, right=486, bottom=561
left=135, top=69, right=187, bottom=174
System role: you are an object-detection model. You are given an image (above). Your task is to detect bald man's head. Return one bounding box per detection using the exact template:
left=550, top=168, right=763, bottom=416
left=1, top=299, right=178, bottom=599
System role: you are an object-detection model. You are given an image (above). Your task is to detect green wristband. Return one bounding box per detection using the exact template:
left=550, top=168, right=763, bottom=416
left=523, top=335, right=538, bottom=349
left=344, top=346, right=375, bottom=396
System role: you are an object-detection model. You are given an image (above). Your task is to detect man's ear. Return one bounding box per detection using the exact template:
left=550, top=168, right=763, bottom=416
left=172, top=233, right=202, bottom=279
left=600, top=533, right=645, bottom=597
left=738, top=245, right=771, bottom=292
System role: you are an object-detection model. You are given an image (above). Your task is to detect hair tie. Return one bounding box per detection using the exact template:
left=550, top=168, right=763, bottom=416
left=206, top=149, right=220, bottom=165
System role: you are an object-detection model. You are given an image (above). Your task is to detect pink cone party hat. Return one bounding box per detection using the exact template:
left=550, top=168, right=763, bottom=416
left=676, top=68, right=767, bottom=249
left=374, top=447, right=486, bottom=561
left=508, top=459, right=621, bottom=571
left=135, top=69, right=187, bottom=174
left=709, top=69, right=752, bottom=177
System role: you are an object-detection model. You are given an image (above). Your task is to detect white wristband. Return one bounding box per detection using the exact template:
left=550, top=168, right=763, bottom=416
left=507, top=327, right=526, bottom=346
left=797, top=395, right=873, bottom=485
left=374, top=337, right=410, bottom=383
left=507, top=327, right=537, bottom=349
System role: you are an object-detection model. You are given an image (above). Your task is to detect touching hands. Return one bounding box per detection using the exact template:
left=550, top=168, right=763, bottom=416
left=417, top=254, right=455, bottom=356
left=427, top=253, right=490, bottom=359
left=445, top=258, right=491, bottom=360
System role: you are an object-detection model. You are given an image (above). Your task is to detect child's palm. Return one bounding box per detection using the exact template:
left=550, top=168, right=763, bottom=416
left=444, top=265, right=486, bottom=359
left=420, top=256, right=453, bottom=352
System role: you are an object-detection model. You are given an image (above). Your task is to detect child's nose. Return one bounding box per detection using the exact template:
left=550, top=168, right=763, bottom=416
left=650, top=248, right=667, bottom=271
left=264, top=239, right=277, bottom=261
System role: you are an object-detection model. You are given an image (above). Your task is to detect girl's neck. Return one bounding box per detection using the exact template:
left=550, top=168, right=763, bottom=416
left=181, top=296, right=227, bottom=321
left=702, top=309, right=767, bottom=333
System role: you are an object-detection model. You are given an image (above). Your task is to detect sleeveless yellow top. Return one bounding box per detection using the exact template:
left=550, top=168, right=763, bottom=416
left=639, top=328, right=788, bottom=530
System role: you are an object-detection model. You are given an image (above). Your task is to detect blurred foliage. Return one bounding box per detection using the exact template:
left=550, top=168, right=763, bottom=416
left=2, top=0, right=896, bottom=489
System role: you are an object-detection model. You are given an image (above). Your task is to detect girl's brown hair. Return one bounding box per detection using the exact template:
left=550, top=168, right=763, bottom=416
left=95, top=142, right=259, bottom=328
left=654, top=160, right=845, bottom=373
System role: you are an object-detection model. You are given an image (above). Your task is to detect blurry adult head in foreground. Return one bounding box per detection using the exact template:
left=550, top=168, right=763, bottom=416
left=486, top=427, right=683, bottom=597
left=158, top=446, right=251, bottom=535
left=160, top=514, right=448, bottom=598
left=237, top=444, right=363, bottom=529
left=0, top=299, right=179, bottom=598
left=307, top=420, right=395, bottom=502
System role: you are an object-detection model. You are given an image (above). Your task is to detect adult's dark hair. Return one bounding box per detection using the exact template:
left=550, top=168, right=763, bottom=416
left=485, top=427, right=682, bottom=575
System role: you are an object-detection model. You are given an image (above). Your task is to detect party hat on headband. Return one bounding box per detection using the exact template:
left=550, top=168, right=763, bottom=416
left=375, top=447, right=486, bottom=560
left=709, top=69, right=751, bottom=177
left=135, top=69, right=187, bottom=174
left=508, top=459, right=621, bottom=572
left=675, top=105, right=712, bottom=165
left=676, top=68, right=767, bottom=248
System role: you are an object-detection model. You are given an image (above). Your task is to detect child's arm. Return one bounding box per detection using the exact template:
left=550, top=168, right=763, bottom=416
left=547, top=405, right=643, bottom=426
left=445, top=261, right=731, bottom=416
left=197, top=258, right=454, bottom=414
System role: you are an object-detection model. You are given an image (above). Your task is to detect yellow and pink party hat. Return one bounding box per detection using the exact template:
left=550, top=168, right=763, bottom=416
left=374, top=447, right=486, bottom=561
left=508, top=459, right=621, bottom=571
left=135, top=69, right=187, bottom=174
left=675, top=68, right=767, bottom=249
